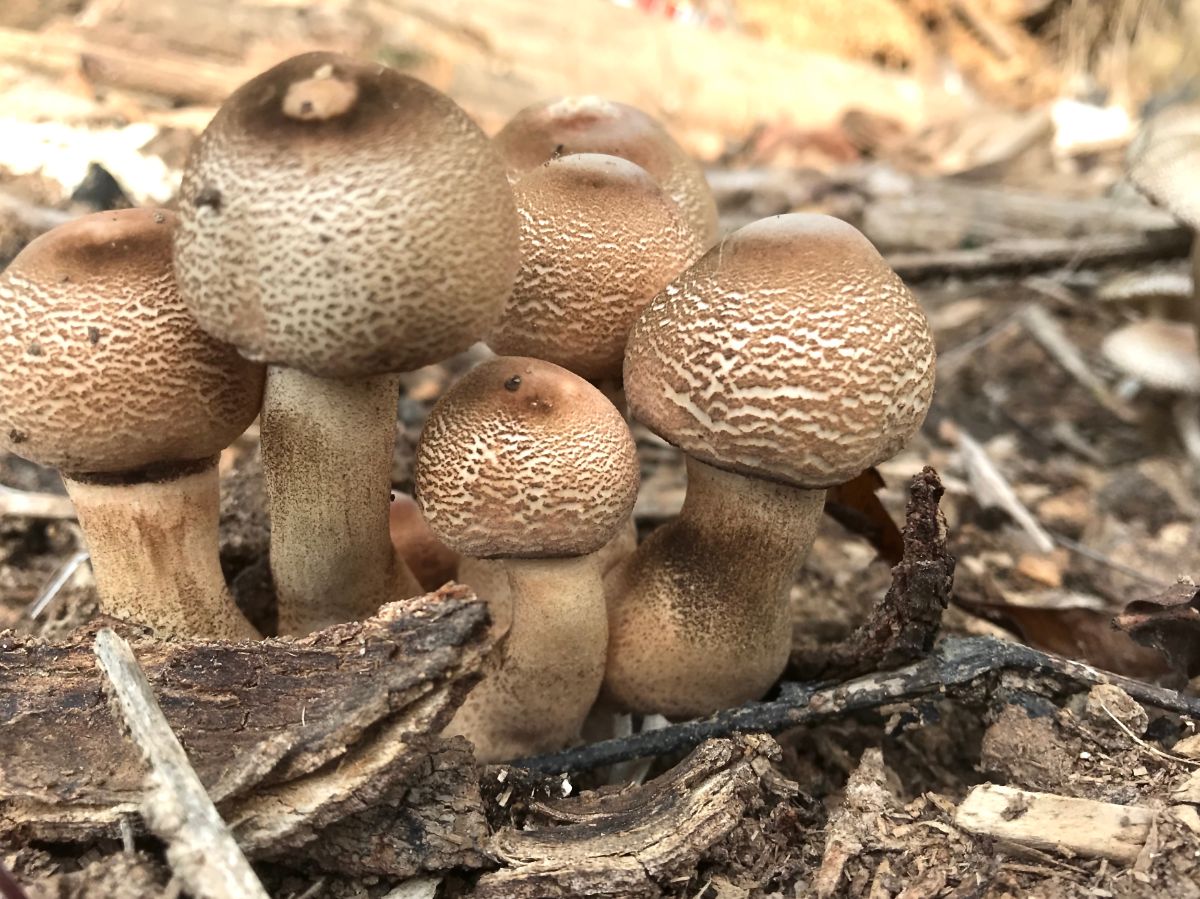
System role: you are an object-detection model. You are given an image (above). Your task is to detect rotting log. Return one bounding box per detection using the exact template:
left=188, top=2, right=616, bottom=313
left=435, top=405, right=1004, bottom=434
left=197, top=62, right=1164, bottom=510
left=0, top=586, right=492, bottom=878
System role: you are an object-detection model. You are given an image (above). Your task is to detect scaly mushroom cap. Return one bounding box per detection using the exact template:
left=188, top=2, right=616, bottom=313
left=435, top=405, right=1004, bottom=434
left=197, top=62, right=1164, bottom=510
left=624, top=214, right=936, bottom=488
left=488, top=154, right=704, bottom=380
left=175, top=52, right=520, bottom=379
left=494, top=96, right=718, bottom=244
left=0, top=209, right=264, bottom=475
left=415, top=357, right=639, bottom=558
left=1128, top=103, right=1200, bottom=229
left=1102, top=319, right=1200, bottom=394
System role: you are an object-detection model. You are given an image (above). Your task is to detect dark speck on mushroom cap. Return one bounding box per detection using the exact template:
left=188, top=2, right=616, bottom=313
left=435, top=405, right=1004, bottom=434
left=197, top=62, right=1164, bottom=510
left=488, top=154, right=704, bottom=381
left=494, top=96, right=718, bottom=244
left=0, top=208, right=265, bottom=475
left=415, top=356, right=639, bottom=559
left=174, top=51, right=520, bottom=379
left=624, top=213, right=936, bottom=488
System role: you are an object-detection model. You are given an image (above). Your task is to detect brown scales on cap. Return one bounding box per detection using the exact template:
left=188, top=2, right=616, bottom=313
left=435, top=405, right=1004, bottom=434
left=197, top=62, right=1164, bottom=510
left=0, top=209, right=262, bottom=474
left=488, top=154, right=704, bottom=381
left=0, top=209, right=263, bottom=640
left=417, top=357, right=639, bottom=558
left=415, top=357, right=638, bottom=760
left=494, top=96, right=719, bottom=246
left=605, top=214, right=936, bottom=718
left=624, top=214, right=936, bottom=489
left=175, top=51, right=520, bottom=379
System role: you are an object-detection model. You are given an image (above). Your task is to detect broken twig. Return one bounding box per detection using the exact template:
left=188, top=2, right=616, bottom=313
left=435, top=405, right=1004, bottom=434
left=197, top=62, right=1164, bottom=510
left=94, top=628, right=271, bottom=899
left=514, top=635, right=1200, bottom=773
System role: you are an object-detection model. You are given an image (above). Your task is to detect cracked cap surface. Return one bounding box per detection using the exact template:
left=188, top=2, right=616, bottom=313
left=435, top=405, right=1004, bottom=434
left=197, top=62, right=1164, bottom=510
left=415, top=356, right=639, bottom=558
left=175, top=51, right=520, bottom=379
left=624, top=214, right=936, bottom=488
left=0, top=208, right=264, bottom=475
left=488, top=154, right=704, bottom=380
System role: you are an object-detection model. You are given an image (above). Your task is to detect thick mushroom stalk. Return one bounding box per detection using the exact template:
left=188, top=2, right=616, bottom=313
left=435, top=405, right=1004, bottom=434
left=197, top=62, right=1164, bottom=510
left=415, top=357, right=639, bottom=761
left=606, top=214, right=936, bottom=719
left=0, top=209, right=264, bottom=639
left=174, top=53, right=520, bottom=634
left=494, top=95, right=719, bottom=246
left=604, top=459, right=822, bottom=716
left=64, top=463, right=256, bottom=640
left=261, top=369, right=419, bottom=633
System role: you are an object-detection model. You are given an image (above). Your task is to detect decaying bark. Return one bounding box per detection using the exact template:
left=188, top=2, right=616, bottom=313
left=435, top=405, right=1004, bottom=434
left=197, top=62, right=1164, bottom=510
left=471, top=734, right=798, bottom=898
left=791, top=467, right=954, bottom=681
left=0, top=586, right=492, bottom=878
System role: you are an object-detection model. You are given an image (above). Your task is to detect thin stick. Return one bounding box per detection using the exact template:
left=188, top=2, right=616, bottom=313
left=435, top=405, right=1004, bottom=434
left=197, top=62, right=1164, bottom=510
left=26, top=549, right=89, bottom=619
left=888, top=227, right=1192, bottom=282
left=512, top=635, right=1200, bottom=773
left=93, top=628, right=270, bottom=899
left=0, top=485, right=76, bottom=519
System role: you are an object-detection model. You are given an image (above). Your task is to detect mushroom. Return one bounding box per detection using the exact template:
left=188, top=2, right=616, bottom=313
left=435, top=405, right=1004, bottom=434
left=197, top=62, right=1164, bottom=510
left=415, top=357, right=639, bottom=761
left=174, top=52, right=520, bottom=634
left=1101, top=318, right=1200, bottom=466
left=494, top=96, right=719, bottom=246
left=604, top=214, right=936, bottom=719
left=0, top=209, right=264, bottom=639
left=1127, top=103, right=1200, bottom=339
left=488, top=153, right=705, bottom=382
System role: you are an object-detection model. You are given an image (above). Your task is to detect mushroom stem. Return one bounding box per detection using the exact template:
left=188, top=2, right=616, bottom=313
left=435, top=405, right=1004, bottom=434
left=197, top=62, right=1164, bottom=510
left=63, top=462, right=258, bottom=640
left=260, top=366, right=421, bottom=635
left=446, top=554, right=608, bottom=762
left=603, top=457, right=824, bottom=719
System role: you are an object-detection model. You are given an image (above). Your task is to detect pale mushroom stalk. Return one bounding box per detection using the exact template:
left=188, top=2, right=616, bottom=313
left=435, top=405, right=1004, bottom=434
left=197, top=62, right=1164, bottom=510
left=450, top=555, right=608, bottom=762
left=260, top=368, right=420, bottom=634
left=64, top=461, right=257, bottom=640
left=603, top=459, right=822, bottom=718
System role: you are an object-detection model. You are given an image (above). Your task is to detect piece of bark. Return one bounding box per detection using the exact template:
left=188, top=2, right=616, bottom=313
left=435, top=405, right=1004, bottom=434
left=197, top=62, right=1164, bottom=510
left=1115, top=581, right=1200, bottom=686
left=471, top=734, right=795, bottom=898
left=22, top=852, right=169, bottom=899
left=790, top=467, right=954, bottom=680
left=94, top=628, right=269, bottom=899
left=955, top=784, right=1156, bottom=864
left=0, top=586, right=492, bottom=878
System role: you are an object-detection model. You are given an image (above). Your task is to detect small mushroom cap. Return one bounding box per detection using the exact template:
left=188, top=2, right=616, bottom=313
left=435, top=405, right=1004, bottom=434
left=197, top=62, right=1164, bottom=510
left=1128, top=103, right=1200, bottom=228
left=1101, top=319, right=1200, bottom=393
left=494, top=96, right=718, bottom=244
left=175, top=52, right=520, bottom=379
left=0, top=209, right=264, bottom=474
left=488, top=154, right=704, bottom=381
left=624, top=214, right=936, bottom=488
left=415, top=357, right=639, bottom=558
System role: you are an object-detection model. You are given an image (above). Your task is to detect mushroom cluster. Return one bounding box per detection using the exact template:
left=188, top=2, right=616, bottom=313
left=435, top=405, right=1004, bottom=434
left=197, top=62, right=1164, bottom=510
left=0, top=53, right=936, bottom=764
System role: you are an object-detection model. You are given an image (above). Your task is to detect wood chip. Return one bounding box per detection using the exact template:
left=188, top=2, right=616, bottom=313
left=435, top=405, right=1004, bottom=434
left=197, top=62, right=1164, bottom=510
left=955, top=784, right=1155, bottom=864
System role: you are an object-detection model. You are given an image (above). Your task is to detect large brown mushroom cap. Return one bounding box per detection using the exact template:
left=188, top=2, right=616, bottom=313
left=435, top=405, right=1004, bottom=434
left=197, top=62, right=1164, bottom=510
left=624, top=214, right=936, bottom=488
left=415, top=357, right=639, bottom=558
left=0, top=209, right=264, bottom=474
left=488, top=154, right=704, bottom=380
left=175, top=52, right=520, bottom=379
left=494, top=96, right=718, bottom=244
left=1128, top=103, right=1200, bottom=229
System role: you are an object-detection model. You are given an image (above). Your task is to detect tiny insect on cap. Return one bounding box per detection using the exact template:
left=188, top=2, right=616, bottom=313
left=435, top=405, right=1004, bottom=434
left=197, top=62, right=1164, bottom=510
left=415, top=357, right=639, bottom=559
left=0, top=208, right=264, bottom=475
left=624, top=213, right=937, bottom=488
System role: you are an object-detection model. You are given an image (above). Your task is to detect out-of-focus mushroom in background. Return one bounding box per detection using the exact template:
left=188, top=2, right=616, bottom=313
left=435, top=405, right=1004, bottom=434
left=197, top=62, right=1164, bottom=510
left=415, top=357, right=639, bottom=761
left=174, top=51, right=521, bottom=635
left=0, top=209, right=263, bottom=640
left=494, top=96, right=720, bottom=247
left=605, top=213, right=936, bottom=719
